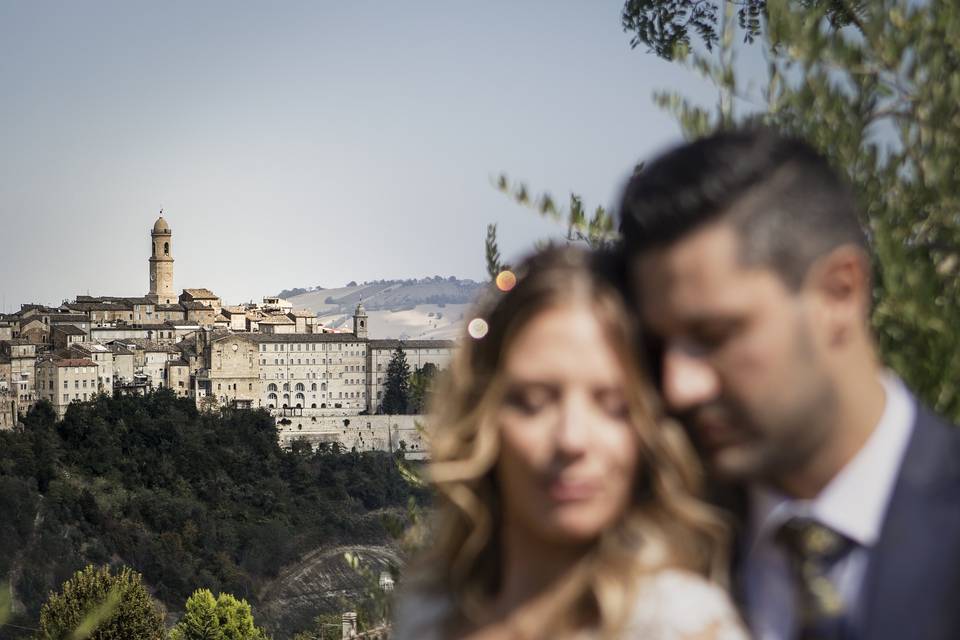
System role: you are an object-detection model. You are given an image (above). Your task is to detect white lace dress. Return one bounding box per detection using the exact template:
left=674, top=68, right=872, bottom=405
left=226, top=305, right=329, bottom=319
left=393, top=569, right=748, bottom=640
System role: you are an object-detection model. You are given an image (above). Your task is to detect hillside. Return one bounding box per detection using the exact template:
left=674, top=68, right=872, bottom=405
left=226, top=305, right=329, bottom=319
left=276, top=277, right=486, bottom=340
left=0, top=393, right=425, bottom=639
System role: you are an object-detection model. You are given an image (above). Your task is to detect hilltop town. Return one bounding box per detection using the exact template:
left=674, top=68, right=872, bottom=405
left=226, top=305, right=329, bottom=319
left=0, top=214, right=456, bottom=454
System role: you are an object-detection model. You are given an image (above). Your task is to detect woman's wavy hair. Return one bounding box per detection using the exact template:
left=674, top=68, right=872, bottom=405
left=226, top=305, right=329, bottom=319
left=409, top=245, right=728, bottom=638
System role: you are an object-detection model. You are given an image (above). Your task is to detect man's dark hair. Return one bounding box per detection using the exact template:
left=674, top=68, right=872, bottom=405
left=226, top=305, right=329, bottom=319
left=618, top=128, right=868, bottom=289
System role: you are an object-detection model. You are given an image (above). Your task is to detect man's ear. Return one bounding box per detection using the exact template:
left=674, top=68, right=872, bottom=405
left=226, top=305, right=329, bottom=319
left=804, top=245, right=872, bottom=346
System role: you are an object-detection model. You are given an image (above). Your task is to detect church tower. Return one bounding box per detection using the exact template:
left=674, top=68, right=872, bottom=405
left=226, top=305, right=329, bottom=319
left=147, top=213, right=175, bottom=305
left=353, top=301, right=368, bottom=339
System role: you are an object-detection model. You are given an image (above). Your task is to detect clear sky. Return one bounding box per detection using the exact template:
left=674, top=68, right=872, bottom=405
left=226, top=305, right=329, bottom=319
left=0, top=1, right=722, bottom=310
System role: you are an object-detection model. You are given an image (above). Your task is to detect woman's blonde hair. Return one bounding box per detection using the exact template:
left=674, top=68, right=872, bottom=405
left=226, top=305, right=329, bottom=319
left=408, top=245, right=728, bottom=638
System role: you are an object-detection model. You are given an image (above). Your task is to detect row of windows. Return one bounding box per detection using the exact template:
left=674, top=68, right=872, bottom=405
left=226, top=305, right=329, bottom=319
left=260, top=358, right=365, bottom=367
left=261, top=343, right=362, bottom=352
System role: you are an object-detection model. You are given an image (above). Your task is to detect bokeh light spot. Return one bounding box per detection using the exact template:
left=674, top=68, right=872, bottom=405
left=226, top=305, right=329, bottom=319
left=467, top=317, right=489, bottom=339
left=495, top=270, right=517, bottom=292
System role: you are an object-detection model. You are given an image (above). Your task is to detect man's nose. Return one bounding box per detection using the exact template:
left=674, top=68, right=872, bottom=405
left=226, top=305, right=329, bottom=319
left=661, top=343, right=720, bottom=412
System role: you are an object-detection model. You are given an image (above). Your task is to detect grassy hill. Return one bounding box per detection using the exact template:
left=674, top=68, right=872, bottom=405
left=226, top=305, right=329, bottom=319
left=276, top=277, right=486, bottom=340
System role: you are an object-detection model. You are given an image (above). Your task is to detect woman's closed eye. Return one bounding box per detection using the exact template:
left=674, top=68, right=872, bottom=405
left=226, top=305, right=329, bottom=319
left=593, top=388, right=629, bottom=420
left=503, top=384, right=557, bottom=415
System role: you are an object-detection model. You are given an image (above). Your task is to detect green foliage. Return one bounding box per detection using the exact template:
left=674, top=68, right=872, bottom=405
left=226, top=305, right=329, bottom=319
left=380, top=347, right=410, bottom=415
left=621, top=0, right=864, bottom=59
left=35, top=565, right=164, bottom=640
left=484, top=224, right=509, bottom=281
left=655, top=0, right=960, bottom=421
left=496, top=0, right=960, bottom=424
left=407, top=363, right=438, bottom=415
left=494, top=175, right=617, bottom=249
left=0, top=390, right=428, bottom=636
left=169, top=589, right=269, bottom=640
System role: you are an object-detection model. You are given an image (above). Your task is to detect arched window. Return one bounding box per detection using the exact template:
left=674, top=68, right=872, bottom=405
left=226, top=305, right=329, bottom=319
left=283, top=393, right=290, bottom=403
left=311, top=383, right=317, bottom=391
left=295, top=392, right=305, bottom=401
left=295, top=383, right=305, bottom=392
left=283, top=383, right=290, bottom=392
left=321, top=383, right=327, bottom=391
left=268, top=393, right=277, bottom=401
left=268, top=383, right=278, bottom=392
left=320, top=403, right=326, bottom=409
left=311, top=403, right=317, bottom=409
left=164, top=242, right=169, bottom=255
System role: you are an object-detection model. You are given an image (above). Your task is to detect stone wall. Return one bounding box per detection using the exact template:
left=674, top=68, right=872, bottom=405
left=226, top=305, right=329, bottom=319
left=275, top=413, right=429, bottom=459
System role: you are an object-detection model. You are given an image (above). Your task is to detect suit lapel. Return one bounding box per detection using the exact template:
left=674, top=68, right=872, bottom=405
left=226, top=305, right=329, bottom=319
left=857, top=405, right=960, bottom=640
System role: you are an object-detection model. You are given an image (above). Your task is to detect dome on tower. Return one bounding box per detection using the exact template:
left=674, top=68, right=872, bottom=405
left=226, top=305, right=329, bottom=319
left=153, top=216, right=170, bottom=233
left=354, top=301, right=367, bottom=316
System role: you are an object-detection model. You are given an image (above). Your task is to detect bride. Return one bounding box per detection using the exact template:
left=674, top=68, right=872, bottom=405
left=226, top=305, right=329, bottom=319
left=392, top=246, right=747, bottom=639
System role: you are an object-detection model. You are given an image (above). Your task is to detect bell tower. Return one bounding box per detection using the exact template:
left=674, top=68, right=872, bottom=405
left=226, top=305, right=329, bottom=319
left=147, top=212, right=175, bottom=304
left=353, top=301, right=368, bottom=339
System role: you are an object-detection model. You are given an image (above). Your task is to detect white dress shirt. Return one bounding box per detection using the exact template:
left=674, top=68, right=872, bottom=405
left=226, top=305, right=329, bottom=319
left=743, top=374, right=915, bottom=640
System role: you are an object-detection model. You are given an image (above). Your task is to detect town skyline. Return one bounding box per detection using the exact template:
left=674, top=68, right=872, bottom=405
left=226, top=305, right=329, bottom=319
left=0, top=1, right=726, bottom=310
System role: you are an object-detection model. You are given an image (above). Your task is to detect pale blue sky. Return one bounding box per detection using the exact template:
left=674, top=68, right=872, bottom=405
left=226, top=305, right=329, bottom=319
left=0, top=1, right=723, bottom=309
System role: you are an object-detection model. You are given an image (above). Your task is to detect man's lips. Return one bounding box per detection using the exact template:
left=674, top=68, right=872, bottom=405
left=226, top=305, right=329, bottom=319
left=694, top=416, right=748, bottom=451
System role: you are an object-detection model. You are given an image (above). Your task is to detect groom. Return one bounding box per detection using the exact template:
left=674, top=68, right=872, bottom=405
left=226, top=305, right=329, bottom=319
left=617, top=129, right=960, bottom=639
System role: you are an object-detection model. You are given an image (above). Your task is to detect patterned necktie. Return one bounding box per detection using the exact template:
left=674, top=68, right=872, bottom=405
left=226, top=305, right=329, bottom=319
left=774, top=517, right=855, bottom=640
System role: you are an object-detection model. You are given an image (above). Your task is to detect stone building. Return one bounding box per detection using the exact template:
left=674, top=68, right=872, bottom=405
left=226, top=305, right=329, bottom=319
left=147, top=215, right=176, bottom=304
left=69, top=342, right=116, bottom=392
left=0, top=378, right=15, bottom=430
left=195, top=333, right=260, bottom=408
left=52, top=324, right=88, bottom=349
left=167, top=360, right=192, bottom=398
left=367, top=339, right=454, bottom=411
left=36, top=357, right=99, bottom=418
left=0, top=339, right=37, bottom=414
left=259, top=315, right=296, bottom=334
left=180, top=288, right=222, bottom=315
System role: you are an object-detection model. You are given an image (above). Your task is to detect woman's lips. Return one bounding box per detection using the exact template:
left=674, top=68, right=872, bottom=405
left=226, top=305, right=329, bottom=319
left=547, top=478, right=601, bottom=502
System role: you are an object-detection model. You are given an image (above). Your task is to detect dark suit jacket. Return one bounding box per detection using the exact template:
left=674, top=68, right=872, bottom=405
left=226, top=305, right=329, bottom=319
left=731, top=401, right=960, bottom=639
left=855, top=403, right=960, bottom=639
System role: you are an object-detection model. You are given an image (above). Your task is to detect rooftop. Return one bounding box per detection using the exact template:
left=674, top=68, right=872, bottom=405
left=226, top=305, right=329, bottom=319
left=53, top=325, right=87, bottom=335
left=368, top=339, right=457, bottom=349
left=181, top=288, right=218, bottom=299
left=44, top=358, right=98, bottom=368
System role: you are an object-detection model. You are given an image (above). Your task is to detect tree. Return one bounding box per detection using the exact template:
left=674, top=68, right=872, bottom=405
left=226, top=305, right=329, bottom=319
left=407, top=363, right=439, bottom=415
left=621, top=0, right=864, bottom=59
left=169, top=589, right=269, bottom=640
left=36, top=565, right=165, bottom=640
left=497, top=0, right=960, bottom=422
left=380, top=346, right=410, bottom=415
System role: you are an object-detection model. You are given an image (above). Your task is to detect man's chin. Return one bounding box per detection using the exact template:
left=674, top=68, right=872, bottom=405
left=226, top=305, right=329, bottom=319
left=705, top=444, right=768, bottom=484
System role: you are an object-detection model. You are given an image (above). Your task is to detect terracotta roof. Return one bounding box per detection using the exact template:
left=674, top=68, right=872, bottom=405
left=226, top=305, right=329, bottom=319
left=181, top=301, right=210, bottom=311
left=222, top=306, right=248, bottom=315
left=259, top=316, right=294, bottom=325
left=289, top=309, right=316, bottom=318
left=181, top=288, right=218, bottom=299
left=368, top=339, right=456, bottom=350
left=53, top=325, right=87, bottom=335
left=214, top=314, right=229, bottom=322
left=44, top=358, right=97, bottom=368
